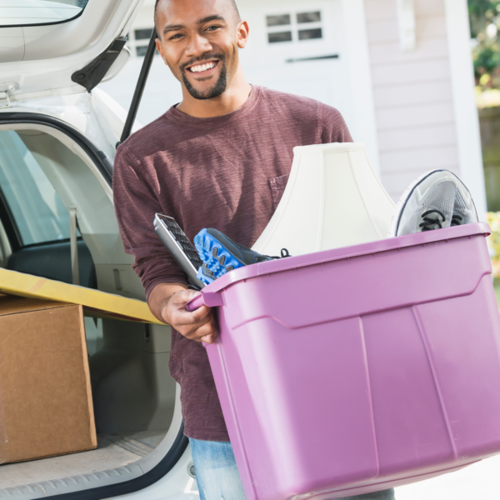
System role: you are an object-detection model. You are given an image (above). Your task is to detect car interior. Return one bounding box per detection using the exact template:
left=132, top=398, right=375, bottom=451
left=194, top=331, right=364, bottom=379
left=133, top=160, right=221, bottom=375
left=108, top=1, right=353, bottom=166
left=0, top=125, right=183, bottom=496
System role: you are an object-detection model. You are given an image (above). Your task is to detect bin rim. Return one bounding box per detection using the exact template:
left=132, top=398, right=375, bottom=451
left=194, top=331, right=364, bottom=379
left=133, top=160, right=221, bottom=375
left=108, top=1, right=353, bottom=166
left=201, top=223, right=491, bottom=299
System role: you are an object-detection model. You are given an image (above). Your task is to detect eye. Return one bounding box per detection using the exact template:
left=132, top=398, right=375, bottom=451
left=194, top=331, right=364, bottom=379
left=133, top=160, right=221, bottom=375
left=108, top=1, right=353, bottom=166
left=169, top=33, right=183, bottom=40
left=206, top=24, right=221, bottom=31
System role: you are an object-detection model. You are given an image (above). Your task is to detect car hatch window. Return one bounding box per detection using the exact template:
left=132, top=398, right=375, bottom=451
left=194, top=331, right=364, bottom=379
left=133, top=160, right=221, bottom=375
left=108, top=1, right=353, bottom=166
left=0, top=130, right=71, bottom=246
left=0, top=0, right=90, bottom=28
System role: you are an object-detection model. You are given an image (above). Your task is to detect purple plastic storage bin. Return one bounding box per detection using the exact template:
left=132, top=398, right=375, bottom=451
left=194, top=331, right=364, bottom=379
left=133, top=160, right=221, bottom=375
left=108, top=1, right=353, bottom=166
left=188, top=223, right=500, bottom=500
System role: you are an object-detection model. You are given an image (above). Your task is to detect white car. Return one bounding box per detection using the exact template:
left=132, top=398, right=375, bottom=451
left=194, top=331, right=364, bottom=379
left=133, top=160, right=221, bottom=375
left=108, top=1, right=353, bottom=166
left=0, top=1, right=197, bottom=498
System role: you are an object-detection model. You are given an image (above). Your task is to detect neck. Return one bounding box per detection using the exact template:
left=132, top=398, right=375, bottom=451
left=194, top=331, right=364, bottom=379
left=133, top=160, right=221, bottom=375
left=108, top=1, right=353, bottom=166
left=176, top=67, right=252, bottom=118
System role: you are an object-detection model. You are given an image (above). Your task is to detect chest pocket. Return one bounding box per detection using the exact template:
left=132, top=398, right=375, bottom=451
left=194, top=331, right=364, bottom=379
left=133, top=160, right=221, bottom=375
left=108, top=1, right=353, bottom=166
left=268, top=174, right=290, bottom=212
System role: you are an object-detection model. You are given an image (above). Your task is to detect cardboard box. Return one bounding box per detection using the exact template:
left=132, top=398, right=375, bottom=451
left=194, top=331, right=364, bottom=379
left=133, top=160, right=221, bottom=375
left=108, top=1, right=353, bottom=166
left=0, top=294, right=97, bottom=464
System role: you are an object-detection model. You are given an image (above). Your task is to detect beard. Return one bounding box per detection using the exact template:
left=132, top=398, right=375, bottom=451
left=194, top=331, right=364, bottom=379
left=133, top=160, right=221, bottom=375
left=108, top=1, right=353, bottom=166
left=180, top=53, right=228, bottom=100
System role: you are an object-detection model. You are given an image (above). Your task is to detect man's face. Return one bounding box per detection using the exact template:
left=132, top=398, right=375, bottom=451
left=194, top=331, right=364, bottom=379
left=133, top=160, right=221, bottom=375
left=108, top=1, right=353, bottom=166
left=155, top=0, right=247, bottom=100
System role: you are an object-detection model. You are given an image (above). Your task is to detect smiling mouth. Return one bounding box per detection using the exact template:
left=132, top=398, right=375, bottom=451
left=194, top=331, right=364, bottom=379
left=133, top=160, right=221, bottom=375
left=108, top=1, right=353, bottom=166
left=186, top=60, right=219, bottom=74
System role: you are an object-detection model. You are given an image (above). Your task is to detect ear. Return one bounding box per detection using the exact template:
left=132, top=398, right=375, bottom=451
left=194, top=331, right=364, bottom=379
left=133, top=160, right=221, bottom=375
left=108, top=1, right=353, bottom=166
left=155, top=38, right=164, bottom=59
left=237, top=20, right=250, bottom=49
left=156, top=37, right=170, bottom=67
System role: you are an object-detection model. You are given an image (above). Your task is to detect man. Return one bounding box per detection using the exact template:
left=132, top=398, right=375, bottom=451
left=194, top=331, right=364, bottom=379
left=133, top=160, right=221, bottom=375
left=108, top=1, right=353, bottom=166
left=113, top=0, right=395, bottom=498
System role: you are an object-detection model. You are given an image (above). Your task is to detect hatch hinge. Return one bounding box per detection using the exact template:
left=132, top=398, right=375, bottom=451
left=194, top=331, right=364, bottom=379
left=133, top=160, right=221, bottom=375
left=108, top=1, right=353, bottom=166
left=0, top=83, right=19, bottom=109
left=71, top=37, right=127, bottom=93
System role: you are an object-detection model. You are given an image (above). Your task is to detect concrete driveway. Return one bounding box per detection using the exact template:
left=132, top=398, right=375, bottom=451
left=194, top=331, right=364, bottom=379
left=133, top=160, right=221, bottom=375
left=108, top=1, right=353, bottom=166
left=395, top=454, right=500, bottom=499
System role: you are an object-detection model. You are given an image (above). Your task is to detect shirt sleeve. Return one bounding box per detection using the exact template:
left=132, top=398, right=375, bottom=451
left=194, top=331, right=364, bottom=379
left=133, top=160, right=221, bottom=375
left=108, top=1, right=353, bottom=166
left=318, top=102, right=354, bottom=144
left=113, top=145, right=188, bottom=298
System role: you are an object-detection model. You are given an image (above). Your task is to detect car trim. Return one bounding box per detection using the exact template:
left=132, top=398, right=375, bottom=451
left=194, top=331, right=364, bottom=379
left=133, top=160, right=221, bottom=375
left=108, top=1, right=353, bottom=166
left=17, top=235, right=82, bottom=250
left=0, top=185, right=22, bottom=252
left=72, top=38, right=128, bottom=93
left=0, top=112, right=113, bottom=185
left=43, top=423, right=188, bottom=500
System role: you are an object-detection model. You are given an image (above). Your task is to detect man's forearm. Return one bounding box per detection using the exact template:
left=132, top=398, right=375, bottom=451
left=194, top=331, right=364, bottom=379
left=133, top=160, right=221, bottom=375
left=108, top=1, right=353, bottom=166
left=148, top=282, right=188, bottom=323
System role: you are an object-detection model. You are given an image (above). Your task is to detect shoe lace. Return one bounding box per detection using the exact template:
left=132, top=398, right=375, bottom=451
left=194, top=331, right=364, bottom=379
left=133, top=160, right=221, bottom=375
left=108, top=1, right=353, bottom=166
left=451, top=214, right=462, bottom=226
left=280, top=248, right=291, bottom=258
left=255, top=248, right=291, bottom=262
left=419, top=210, right=446, bottom=231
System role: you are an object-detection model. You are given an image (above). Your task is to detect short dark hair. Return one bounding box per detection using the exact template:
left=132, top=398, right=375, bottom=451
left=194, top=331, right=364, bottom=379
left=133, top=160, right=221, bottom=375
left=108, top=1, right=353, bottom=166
left=154, top=0, right=241, bottom=32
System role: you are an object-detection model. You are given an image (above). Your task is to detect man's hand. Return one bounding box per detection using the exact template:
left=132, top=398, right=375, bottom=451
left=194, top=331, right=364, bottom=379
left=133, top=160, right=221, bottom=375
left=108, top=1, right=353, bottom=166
left=164, top=289, right=217, bottom=343
left=148, top=283, right=217, bottom=344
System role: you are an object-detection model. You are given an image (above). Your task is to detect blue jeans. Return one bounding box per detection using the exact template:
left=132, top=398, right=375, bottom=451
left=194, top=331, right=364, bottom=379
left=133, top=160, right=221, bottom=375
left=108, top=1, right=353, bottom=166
left=189, top=438, right=395, bottom=500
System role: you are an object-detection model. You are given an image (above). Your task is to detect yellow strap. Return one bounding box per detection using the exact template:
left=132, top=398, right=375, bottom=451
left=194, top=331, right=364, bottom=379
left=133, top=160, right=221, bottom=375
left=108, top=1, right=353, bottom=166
left=0, top=268, right=163, bottom=324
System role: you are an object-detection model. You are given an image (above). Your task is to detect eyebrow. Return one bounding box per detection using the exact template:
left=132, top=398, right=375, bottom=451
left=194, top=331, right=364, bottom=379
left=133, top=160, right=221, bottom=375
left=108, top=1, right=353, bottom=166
left=162, top=15, right=226, bottom=36
left=163, top=24, right=184, bottom=35
left=197, top=15, right=226, bottom=24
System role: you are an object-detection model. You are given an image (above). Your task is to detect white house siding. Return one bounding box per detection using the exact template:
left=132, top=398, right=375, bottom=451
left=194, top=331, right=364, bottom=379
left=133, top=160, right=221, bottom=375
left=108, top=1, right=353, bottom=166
left=364, top=0, right=461, bottom=201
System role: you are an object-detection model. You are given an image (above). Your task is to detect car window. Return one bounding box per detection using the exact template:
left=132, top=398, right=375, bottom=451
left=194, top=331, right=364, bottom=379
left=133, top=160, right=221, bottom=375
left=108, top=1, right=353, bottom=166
left=0, top=130, right=72, bottom=246
left=0, top=0, right=89, bottom=27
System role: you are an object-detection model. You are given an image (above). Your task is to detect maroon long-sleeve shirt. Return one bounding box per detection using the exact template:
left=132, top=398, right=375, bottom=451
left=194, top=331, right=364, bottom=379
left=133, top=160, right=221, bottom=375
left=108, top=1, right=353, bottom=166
left=113, top=86, right=352, bottom=441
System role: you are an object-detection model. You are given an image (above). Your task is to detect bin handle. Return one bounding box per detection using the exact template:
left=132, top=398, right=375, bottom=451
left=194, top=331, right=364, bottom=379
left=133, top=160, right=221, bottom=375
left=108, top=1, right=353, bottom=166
left=186, top=291, right=223, bottom=312
left=186, top=294, right=205, bottom=312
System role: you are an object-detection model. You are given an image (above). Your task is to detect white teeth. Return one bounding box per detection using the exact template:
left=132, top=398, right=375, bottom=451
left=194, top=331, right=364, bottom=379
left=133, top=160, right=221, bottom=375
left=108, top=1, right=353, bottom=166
left=190, top=62, right=216, bottom=73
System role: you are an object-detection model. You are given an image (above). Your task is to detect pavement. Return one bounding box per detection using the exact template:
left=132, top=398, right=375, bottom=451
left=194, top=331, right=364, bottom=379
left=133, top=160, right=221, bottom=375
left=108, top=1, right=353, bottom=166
left=395, top=454, right=500, bottom=499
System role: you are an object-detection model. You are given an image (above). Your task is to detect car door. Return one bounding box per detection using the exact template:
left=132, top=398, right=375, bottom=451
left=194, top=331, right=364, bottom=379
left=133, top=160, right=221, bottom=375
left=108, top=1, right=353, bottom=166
left=0, top=2, right=194, bottom=499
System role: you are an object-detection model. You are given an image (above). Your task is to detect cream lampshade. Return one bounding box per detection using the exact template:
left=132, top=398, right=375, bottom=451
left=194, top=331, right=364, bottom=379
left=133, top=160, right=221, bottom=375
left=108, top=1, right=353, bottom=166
left=252, top=143, right=395, bottom=256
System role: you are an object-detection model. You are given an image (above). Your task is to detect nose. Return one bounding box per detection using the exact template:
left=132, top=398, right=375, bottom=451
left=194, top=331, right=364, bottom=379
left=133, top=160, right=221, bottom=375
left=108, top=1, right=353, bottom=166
left=185, top=33, right=213, bottom=59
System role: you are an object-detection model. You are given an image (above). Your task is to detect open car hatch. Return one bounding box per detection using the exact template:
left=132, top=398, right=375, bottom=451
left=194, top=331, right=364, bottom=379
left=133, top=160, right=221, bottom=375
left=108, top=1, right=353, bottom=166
left=0, top=0, right=144, bottom=104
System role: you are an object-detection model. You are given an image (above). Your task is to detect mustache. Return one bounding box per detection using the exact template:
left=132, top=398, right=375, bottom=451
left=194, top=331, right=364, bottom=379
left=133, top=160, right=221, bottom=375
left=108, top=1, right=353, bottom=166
left=180, top=52, right=226, bottom=71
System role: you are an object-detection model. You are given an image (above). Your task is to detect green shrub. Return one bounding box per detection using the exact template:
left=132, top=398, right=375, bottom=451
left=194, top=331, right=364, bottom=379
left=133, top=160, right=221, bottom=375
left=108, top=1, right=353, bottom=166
left=487, top=212, right=500, bottom=278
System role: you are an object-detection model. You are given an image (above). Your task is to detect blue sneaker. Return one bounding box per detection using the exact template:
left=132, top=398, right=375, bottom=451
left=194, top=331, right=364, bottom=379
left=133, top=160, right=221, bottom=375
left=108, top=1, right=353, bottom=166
left=194, top=228, right=289, bottom=279
left=196, top=263, right=216, bottom=285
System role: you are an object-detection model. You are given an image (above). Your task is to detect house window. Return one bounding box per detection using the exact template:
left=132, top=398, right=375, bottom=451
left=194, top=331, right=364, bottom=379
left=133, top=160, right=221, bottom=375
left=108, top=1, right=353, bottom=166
left=297, top=11, right=321, bottom=23
left=136, top=45, right=149, bottom=57
left=135, top=28, right=153, bottom=40
left=266, top=14, right=291, bottom=26
left=298, top=28, right=323, bottom=40
left=128, top=27, right=158, bottom=58
left=268, top=31, right=293, bottom=43
left=266, top=10, right=323, bottom=44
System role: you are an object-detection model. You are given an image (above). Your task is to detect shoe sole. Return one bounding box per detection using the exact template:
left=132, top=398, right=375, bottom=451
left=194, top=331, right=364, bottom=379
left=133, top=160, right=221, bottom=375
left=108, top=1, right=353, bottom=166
left=196, top=265, right=215, bottom=285
left=388, top=169, right=477, bottom=237
left=194, top=229, right=244, bottom=279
